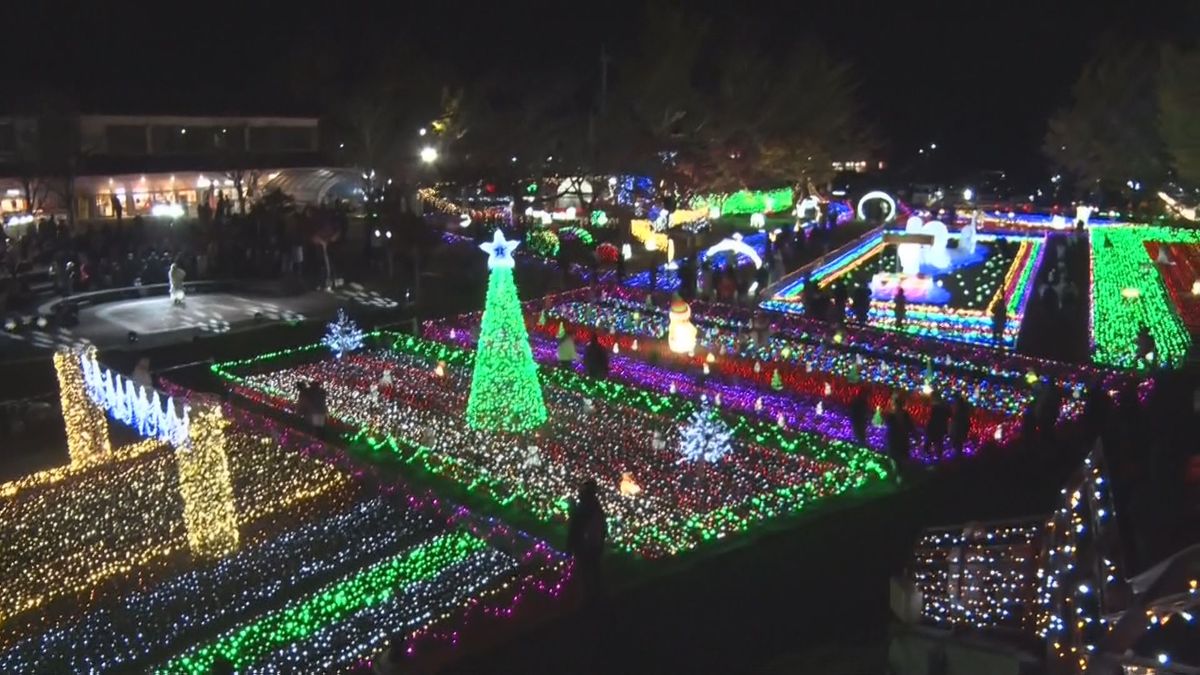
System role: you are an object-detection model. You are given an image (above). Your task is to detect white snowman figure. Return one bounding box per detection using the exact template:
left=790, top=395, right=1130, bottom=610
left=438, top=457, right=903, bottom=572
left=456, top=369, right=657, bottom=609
left=522, top=444, right=542, bottom=469
left=1075, top=203, right=1093, bottom=228
left=960, top=211, right=979, bottom=255
left=750, top=212, right=766, bottom=229
left=380, top=370, right=394, bottom=387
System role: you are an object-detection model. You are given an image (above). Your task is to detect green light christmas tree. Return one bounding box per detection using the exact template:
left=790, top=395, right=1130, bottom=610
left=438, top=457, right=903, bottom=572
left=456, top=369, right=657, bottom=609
left=466, top=230, right=548, bottom=432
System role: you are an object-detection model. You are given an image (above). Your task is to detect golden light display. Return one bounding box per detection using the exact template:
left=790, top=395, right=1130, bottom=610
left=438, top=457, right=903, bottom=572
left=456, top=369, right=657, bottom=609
left=53, top=348, right=111, bottom=464
left=179, top=403, right=240, bottom=558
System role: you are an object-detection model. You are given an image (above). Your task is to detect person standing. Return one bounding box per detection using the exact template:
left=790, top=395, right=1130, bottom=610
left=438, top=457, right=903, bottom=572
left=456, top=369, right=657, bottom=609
left=949, top=393, right=972, bottom=456
left=853, top=283, right=871, bottom=324
left=557, top=330, right=578, bottom=369
left=833, top=283, right=849, bottom=324
left=567, top=479, right=607, bottom=604
left=924, top=393, right=951, bottom=459
left=885, top=393, right=913, bottom=482
left=850, top=387, right=870, bottom=445
left=308, top=381, right=328, bottom=439
left=168, top=256, right=187, bottom=306
left=893, top=287, right=907, bottom=329
left=992, top=300, right=1008, bottom=346
left=584, top=333, right=609, bottom=379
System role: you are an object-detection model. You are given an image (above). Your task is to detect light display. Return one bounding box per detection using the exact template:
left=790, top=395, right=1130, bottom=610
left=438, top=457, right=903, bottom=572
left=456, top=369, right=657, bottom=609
left=466, top=230, right=548, bottom=432
left=764, top=230, right=1045, bottom=348
left=322, top=308, right=365, bottom=358
left=1035, top=448, right=1124, bottom=668
left=215, top=334, right=888, bottom=557
left=159, top=531, right=497, bottom=674
left=0, top=386, right=570, bottom=673
left=527, top=228, right=560, bottom=258
left=855, top=190, right=897, bottom=222
left=694, top=187, right=794, bottom=215
left=178, top=402, right=240, bottom=558
left=53, top=348, right=111, bottom=464
left=667, top=297, right=697, bottom=354
left=678, top=403, right=733, bottom=463
left=1089, top=226, right=1200, bottom=368
left=911, top=520, right=1042, bottom=629
left=78, top=349, right=190, bottom=446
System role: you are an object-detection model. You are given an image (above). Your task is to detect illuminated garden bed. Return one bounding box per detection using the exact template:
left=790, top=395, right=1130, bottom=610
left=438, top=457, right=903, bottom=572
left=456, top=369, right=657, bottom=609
left=428, top=287, right=1132, bottom=448
left=1090, top=226, right=1200, bottom=368
left=0, top=391, right=566, bottom=673
left=763, top=231, right=1045, bottom=347
left=214, top=335, right=890, bottom=558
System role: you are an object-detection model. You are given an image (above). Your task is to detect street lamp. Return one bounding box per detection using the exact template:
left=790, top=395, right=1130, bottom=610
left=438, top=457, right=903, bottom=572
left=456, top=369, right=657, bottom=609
left=420, top=146, right=438, bottom=164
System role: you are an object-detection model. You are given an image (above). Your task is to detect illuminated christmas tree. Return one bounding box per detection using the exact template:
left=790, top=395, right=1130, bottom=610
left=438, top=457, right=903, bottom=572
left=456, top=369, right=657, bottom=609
left=466, top=230, right=548, bottom=432
left=677, top=403, right=733, bottom=464
left=323, top=309, right=364, bottom=358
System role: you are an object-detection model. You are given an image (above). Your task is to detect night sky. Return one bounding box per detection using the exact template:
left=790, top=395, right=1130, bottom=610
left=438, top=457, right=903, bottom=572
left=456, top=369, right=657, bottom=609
left=6, top=0, right=1198, bottom=182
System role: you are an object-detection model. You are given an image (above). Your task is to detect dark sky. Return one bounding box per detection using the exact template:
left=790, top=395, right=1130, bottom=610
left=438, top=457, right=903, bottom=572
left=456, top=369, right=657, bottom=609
left=6, top=0, right=1198, bottom=181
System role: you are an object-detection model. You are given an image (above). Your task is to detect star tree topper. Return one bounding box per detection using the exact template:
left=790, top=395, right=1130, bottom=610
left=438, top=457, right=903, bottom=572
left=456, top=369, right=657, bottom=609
left=480, top=229, right=520, bottom=269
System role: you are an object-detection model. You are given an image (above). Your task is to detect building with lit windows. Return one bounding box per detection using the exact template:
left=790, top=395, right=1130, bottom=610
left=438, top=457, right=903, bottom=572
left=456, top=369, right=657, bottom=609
left=0, top=113, right=361, bottom=222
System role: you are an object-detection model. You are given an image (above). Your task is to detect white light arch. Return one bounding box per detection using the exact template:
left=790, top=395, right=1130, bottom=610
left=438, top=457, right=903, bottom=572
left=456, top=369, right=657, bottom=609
left=857, top=191, right=897, bottom=222
left=706, top=238, right=763, bottom=269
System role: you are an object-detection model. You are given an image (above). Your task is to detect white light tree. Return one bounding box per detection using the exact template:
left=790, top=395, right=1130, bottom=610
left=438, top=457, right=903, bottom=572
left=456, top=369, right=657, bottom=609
left=677, top=403, right=733, bottom=464
left=323, top=309, right=365, bottom=358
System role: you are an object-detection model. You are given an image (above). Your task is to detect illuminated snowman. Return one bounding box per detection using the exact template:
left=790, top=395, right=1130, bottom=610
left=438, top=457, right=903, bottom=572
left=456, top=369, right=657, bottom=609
left=667, top=297, right=698, bottom=354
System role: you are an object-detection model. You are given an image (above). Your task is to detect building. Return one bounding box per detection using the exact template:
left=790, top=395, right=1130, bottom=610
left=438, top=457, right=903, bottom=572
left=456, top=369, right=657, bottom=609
left=0, top=113, right=361, bottom=223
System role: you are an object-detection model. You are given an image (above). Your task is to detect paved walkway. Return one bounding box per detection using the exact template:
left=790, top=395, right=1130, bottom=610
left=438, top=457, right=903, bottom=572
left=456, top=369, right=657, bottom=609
left=1, top=285, right=400, bottom=351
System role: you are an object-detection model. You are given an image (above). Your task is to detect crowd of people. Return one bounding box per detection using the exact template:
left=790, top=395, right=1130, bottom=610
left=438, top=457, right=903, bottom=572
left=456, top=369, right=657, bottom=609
left=0, top=199, right=355, bottom=318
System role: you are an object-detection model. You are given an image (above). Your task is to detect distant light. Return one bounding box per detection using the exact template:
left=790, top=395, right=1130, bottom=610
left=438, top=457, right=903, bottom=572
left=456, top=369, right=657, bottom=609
left=546, top=155, right=553, bottom=161
left=180, top=128, right=187, bottom=134
left=962, top=187, right=974, bottom=201
left=374, top=229, right=381, bottom=238
left=1158, top=654, right=1169, bottom=665
left=139, top=175, right=146, bottom=183
left=418, top=127, right=427, bottom=136
left=339, top=142, right=345, bottom=149
left=511, top=156, right=518, bottom=163
left=4, top=188, right=19, bottom=197
left=420, top=146, right=438, bottom=163
left=150, top=203, right=185, bottom=219
left=1121, top=287, right=1141, bottom=300
left=930, top=143, right=937, bottom=149
left=385, top=230, right=392, bottom=239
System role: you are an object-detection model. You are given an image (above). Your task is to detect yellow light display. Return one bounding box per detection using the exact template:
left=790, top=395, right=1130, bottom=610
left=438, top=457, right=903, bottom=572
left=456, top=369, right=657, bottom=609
left=53, top=348, right=111, bottom=464
left=179, top=403, right=240, bottom=558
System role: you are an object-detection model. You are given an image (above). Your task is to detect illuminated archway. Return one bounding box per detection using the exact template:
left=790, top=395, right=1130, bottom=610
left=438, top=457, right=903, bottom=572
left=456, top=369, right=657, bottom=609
left=856, top=190, right=897, bottom=223
left=706, top=238, right=763, bottom=269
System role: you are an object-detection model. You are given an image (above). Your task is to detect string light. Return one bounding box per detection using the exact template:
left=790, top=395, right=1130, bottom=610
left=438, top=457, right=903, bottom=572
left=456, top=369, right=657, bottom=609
left=214, top=333, right=888, bottom=557
left=53, top=348, right=111, bottom=464
left=178, top=403, right=240, bottom=558
left=322, top=308, right=365, bottom=358
left=466, top=231, right=548, bottom=432
left=764, top=232, right=1044, bottom=348
left=1089, top=226, right=1200, bottom=368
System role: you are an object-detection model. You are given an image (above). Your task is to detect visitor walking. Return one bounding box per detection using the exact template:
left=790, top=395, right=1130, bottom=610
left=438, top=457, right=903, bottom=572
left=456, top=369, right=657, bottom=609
left=893, top=287, right=907, bottom=329
left=567, top=479, right=607, bottom=604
